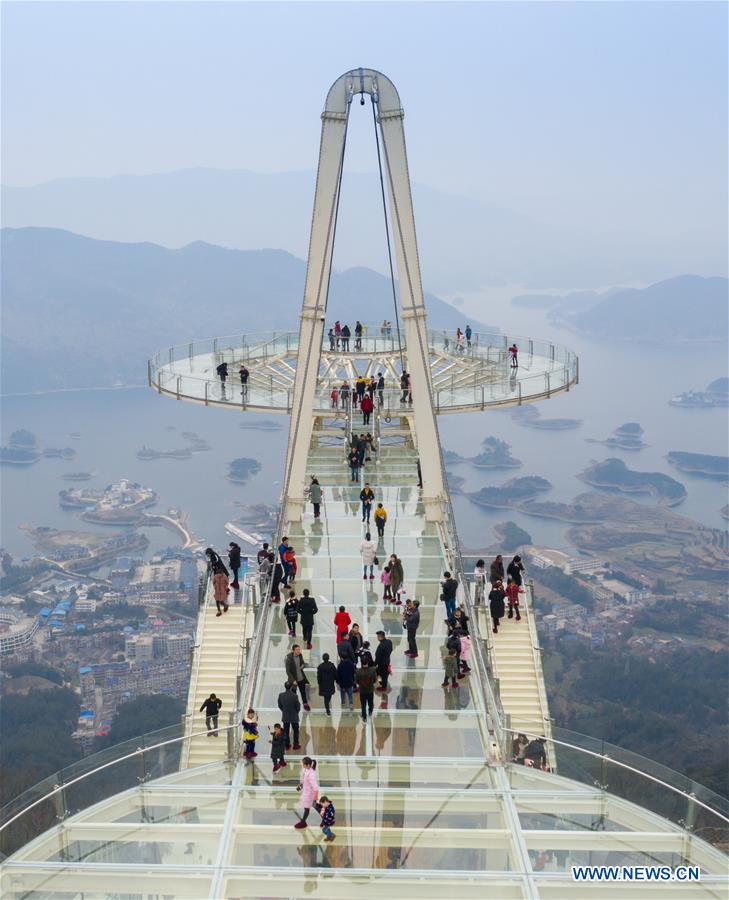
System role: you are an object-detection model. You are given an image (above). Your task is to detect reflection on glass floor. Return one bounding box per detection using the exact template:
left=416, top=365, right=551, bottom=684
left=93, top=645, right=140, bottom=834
left=253, top=438, right=488, bottom=762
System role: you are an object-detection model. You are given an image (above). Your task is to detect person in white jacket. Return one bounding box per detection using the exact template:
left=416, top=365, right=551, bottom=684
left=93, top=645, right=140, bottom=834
left=474, top=559, right=486, bottom=605
left=360, top=532, right=378, bottom=581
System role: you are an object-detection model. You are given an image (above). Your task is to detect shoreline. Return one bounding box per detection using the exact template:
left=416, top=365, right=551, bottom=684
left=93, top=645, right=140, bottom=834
left=577, top=473, right=687, bottom=507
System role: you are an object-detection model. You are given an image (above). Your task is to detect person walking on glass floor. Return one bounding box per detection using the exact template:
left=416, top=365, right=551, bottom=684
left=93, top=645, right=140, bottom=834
left=314, top=796, right=336, bottom=841
left=360, top=483, right=375, bottom=523
left=294, top=757, right=319, bottom=829
left=374, top=503, right=387, bottom=537
left=360, top=531, right=378, bottom=581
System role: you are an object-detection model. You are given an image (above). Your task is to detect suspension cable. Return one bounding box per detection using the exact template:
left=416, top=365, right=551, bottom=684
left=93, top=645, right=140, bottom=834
left=371, top=94, right=405, bottom=371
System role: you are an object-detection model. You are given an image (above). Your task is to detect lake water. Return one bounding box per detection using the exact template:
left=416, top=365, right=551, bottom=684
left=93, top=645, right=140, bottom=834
left=1, top=304, right=727, bottom=561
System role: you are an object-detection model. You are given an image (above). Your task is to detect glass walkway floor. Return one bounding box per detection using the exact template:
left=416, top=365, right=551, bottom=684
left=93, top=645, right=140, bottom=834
left=2, top=420, right=728, bottom=898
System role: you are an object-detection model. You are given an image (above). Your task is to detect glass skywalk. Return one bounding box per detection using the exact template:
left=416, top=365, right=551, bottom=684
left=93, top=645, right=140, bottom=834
left=2, top=416, right=727, bottom=899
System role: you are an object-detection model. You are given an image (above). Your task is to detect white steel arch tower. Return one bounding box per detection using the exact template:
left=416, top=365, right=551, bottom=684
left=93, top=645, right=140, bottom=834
left=284, top=68, right=445, bottom=523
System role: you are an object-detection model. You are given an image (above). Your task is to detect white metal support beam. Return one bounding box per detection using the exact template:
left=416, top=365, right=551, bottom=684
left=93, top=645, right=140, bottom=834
left=284, top=68, right=446, bottom=522
left=282, top=88, right=351, bottom=522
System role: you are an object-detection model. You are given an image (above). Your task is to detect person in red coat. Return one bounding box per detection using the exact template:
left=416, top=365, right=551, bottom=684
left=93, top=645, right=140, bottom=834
left=506, top=577, right=522, bottom=621
left=361, top=392, right=374, bottom=425
left=333, top=606, right=351, bottom=642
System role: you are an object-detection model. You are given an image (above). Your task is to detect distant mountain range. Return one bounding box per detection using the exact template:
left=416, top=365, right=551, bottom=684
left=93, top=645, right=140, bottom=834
left=513, top=276, right=728, bottom=342
left=4, top=168, right=726, bottom=292
left=0, top=227, right=486, bottom=393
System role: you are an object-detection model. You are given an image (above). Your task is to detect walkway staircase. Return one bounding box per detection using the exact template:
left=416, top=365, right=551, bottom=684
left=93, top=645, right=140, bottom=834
left=182, top=585, right=256, bottom=769
left=478, top=587, right=552, bottom=741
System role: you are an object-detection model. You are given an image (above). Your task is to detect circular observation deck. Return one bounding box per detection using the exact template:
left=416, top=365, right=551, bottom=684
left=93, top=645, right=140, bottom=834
left=148, top=327, right=578, bottom=415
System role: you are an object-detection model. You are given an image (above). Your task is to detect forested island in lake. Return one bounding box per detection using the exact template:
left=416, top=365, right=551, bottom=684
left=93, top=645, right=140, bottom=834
left=666, top=451, right=729, bottom=481
left=444, top=436, right=522, bottom=469
left=493, top=521, right=533, bottom=551
left=137, top=446, right=193, bottom=461
left=579, top=458, right=687, bottom=506
left=587, top=422, right=647, bottom=450
left=468, top=476, right=552, bottom=508
left=511, top=406, right=581, bottom=431
left=1, top=430, right=75, bottom=465
left=228, top=457, right=263, bottom=483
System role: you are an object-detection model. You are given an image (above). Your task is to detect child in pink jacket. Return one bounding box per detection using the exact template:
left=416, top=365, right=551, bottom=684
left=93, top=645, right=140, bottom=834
left=294, top=757, right=319, bottom=829
left=459, top=633, right=472, bottom=674
left=380, top=566, right=392, bottom=601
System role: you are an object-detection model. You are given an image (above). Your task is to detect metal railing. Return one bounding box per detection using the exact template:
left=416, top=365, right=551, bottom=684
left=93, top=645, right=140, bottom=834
left=148, top=327, right=579, bottom=415
left=432, top=414, right=510, bottom=757
left=179, top=571, right=213, bottom=767
left=0, top=723, right=237, bottom=860
left=503, top=725, right=729, bottom=849
left=3, top=714, right=726, bottom=864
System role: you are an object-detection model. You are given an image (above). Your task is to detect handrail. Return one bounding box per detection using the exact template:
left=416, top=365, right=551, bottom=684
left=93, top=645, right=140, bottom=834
left=431, top=413, right=509, bottom=757
left=521, top=579, right=552, bottom=738
left=179, top=570, right=212, bottom=767
left=2, top=718, right=726, bottom=854
left=150, top=325, right=576, bottom=367
left=503, top=726, right=729, bottom=828
left=0, top=722, right=240, bottom=840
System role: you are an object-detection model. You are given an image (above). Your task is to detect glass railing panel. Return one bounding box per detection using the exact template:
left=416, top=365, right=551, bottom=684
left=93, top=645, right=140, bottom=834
left=79, top=790, right=229, bottom=825
left=62, top=754, right=141, bottom=828
left=0, top=773, right=60, bottom=860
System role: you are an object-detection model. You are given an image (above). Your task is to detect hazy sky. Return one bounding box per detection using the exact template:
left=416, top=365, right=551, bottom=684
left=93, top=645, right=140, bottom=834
left=2, top=1, right=727, bottom=237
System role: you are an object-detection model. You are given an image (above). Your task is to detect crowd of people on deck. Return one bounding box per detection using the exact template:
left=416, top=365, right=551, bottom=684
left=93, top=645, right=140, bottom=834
left=198, top=352, right=546, bottom=841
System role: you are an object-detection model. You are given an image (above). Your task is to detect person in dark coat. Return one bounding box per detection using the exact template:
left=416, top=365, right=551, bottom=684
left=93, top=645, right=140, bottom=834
left=228, top=542, right=242, bottom=590
left=341, top=324, right=351, bottom=351
left=317, top=653, right=337, bottom=715
left=297, top=589, right=318, bottom=650
left=356, top=662, right=377, bottom=721
left=284, top=645, right=310, bottom=710
left=270, top=555, right=283, bottom=604
left=489, top=581, right=506, bottom=634
left=448, top=607, right=470, bottom=636
left=336, top=657, right=355, bottom=709
left=348, top=624, right=364, bottom=658
left=337, top=637, right=356, bottom=664
left=389, top=554, right=404, bottom=603
left=200, top=693, right=222, bottom=736
left=403, top=599, right=420, bottom=657
left=374, top=631, right=393, bottom=691
left=524, top=737, right=547, bottom=769
left=440, top=571, right=458, bottom=619
left=277, top=682, right=301, bottom=749
left=490, top=555, right=505, bottom=585
left=446, top=626, right=463, bottom=679
left=507, top=555, right=525, bottom=587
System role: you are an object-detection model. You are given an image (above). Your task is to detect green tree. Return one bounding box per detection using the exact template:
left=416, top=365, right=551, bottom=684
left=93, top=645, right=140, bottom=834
left=97, top=694, right=185, bottom=749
